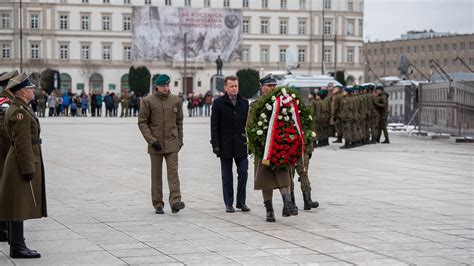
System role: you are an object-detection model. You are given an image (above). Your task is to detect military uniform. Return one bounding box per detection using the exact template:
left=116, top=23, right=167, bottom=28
left=120, top=92, right=130, bottom=117
left=138, top=74, right=184, bottom=213
left=36, top=91, right=47, bottom=118
left=331, top=89, right=343, bottom=142
left=0, top=73, right=43, bottom=258
left=338, top=88, right=354, bottom=148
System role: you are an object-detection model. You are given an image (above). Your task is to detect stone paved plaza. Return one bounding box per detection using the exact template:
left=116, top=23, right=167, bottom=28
left=0, top=116, right=473, bottom=265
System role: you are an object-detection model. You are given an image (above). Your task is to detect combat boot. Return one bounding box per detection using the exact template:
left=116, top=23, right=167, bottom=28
left=382, top=138, right=390, bottom=144
left=290, top=191, right=299, bottom=214
left=0, top=221, right=8, bottom=242
left=9, top=222, right=40, bottom=259
left=263, top=200, right=275, bottom=222
left=302, top=191, right=319, bottom=210
left=282, top=194, right=298, bottom=217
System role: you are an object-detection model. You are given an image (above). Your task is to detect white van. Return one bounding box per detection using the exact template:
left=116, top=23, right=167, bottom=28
left=275, top=74, right=343, bottom=103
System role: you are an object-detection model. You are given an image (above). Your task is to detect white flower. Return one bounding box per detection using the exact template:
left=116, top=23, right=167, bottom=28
left=278, top=115, right=283, bottom=120
left=265, top=103, right=272, bottom=111
left=311, top=131, right=316, bottom=137
left=298, top=110, right=301, bottom=113
left=284, top=116, right=290, bottom=121
left=257, top=130, right=263, bottom=135
left=282, top=108, right=287, bottom=114
left=291, top=93, right=296, bottom=98
left=308, top=115, right=313, bottom=121
left=281, top=88, right=288, bottom=96
left=271, top=96, right=276, bottom=101
left=257, top=121, right=263, bottom=126
left=263, top=126, right=268, bottom=129
left=260, top=113, right=267, bottom=119
left=297, top=100, right=300, bottom=105
left=264, top=119, right=268, bottom=123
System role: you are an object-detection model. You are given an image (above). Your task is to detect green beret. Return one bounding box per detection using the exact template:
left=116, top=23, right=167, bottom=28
left=155, top=74, right=170, bottom=86
left=318, top=89, right=328, bottom=95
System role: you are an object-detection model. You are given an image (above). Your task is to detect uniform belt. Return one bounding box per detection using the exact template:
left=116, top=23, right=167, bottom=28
left=11, top=139, right=42, bottom=146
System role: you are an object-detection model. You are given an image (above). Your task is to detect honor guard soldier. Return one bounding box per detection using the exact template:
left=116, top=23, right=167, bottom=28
left=0, top=73, right=46, bottom=258
left=138, top=74, right=185, bottom=214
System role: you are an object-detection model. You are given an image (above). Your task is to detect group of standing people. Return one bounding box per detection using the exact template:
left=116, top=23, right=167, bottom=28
left=186, top=92, right=213, bottom=117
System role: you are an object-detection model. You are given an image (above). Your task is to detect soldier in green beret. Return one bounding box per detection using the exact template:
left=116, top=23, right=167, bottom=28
left=138, top=74, right=185, bottom=214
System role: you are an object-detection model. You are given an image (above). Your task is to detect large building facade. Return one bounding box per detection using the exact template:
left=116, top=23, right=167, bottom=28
left=0, top=0, right=364, bottom=95
left=364, top=32, right=474, bottom=82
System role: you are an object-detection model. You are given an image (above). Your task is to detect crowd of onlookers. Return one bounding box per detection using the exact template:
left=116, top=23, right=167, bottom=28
left=30, top=89, right=217, bottom=118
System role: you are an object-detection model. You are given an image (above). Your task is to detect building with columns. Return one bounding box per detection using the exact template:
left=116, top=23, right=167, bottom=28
left=0, top=0, right=365, bottom=95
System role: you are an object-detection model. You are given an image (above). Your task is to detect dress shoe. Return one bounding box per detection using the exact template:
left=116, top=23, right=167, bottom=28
left=236, top=204, right=251, bottom=212
left=155, top=207, right=164, bottom=214
left=171, top=201, right=185, bottom=213
left=10, top=244, right=41, bottom=259
left=225, top=205, right=235, bottom=213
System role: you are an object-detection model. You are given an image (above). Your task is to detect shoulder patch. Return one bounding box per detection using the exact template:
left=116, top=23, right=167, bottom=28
left=0, top=97, right=9, bottom=105
left=16, top=113, right=24, bottom=120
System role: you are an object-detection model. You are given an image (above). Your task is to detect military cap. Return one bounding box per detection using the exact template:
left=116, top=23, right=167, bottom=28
left=344, top=87, right=353, bottom=93
left=6, top=73, right=36, bottom=93
left=155, top=74, right=171, bottom=86
left=375, top=84, right=384, bottom=90
left=367, top=84, right=375, bottom=90
left=259, top=74, right=277, bottom=86
left=335, top=84, right=343, bottom=88
left=318, top=89, right=328, bottom=96
left=0, top=70, right=19, bottom=87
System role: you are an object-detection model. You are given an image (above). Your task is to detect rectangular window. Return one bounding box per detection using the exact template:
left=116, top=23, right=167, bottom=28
left=347, top=1, right=354, bottom=11
left=436, top=44, right=441, bottom=52
left=145, top=0, right=151, bottom=4
left=2, top=44, right=11, bottom=59
left=242, top=48, right=249, bottom=62
left=298, top=20, right=306, bottom=35
left=262, top=0, right=268, bottom=8
left=260, top=19, right=268, bottom=34
left=421, top=45, right=425, bottom=52
left=358, top=19, right=363, bottom=36
left=324, top=0, right=331, bottom=10
left=346, top=19, right=354, bottom=36
left=82, top=0, right=89, bottom=3
left=452, top=43, right=457, bottom=51
left=324, top=48, right=332, bottom=63
left=298, top=48, right=306, bottom=62
left=260, top=47, right=269, bottom=63
left=223, top=0, right=230, bottom=7
left=59, top=15, right=68, bottom=30
left=30, top=14, right=39, bottom=29
left=299, top=0, right=305, bottom=9
left=124, top=0, right=131, bottom=4
left=1, top=14, right=10, bottom=29
left=242, top=19, right=249, bottom=33
left=279, top=48, right=286, bottom=62
left=324, top=20, right=332, bottom=35
left=123, top=16, right=131, bottom=31
left=470, top=58, right=474, bottom=66
left=242, top=0, right=249, bottom=8
left=59, top=44, right=68, bottom=59
left=281, top=0, right=287, bottom=9
left=443, top=43, right=448, bottom=51
left=31, top=43, right=39, bottom=59
left=386, top=48, right=390, bottom=54
left=470, top=42, right=474, bottom=50
left=359, top=2, right=363, bottom=11
left=347, top=47, right=354, bottom=63
left=103, top=0, right=110, bottom=3
left=460, top=43, right=465, bottom=50
left=123, top=45, right=131, bottom=60
left=185, top=0, right=191, bottom=6
left=279, top=20, right=287, bottom=34
left=103, top=45, right=111, bottom=60
left=414, top=46, right=418, bottom=53
left=81, top=15, right=89, bottom=30
left=428, top=45, right=432, bottom=52
left=102, top=16, right=111, bottom=31
left=204, top=0, right=210, bottom=6
left=165, top=0, right=172, bottom=5
left=81, top=45, right=90, bottom=60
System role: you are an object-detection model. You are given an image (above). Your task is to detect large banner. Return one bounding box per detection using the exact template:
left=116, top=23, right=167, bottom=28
left=132, top=6, right=242, bottom=62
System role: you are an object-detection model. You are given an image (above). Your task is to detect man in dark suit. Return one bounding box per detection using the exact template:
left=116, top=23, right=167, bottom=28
left=211, top=76, right=250, bottom=213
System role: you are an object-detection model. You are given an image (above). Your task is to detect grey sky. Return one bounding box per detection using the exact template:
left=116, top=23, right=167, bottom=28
left=364, top=0, right=474, bottom=41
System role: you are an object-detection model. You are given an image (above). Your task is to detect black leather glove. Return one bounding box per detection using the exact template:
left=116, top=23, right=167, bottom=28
left=212, top=147, right=220, bottom=157
left=151, top=141, right=162, bottom=151
left=23, top=172, right=34, bottom=182
left=308, top=153, right=312, bottom=160
left=313, top=141, right=317, bottom=148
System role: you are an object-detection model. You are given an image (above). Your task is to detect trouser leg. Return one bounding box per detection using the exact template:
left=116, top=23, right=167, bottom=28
left=235, top=157, right=248, bottom=206
left=220, top=158, right=234, bottom=206
left=150, top=154, right=164, bottom=209
left=165, top=152, right=182, bottom=206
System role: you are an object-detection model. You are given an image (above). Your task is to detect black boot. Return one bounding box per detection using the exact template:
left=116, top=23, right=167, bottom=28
left=333, top=135, right=343, bottom=143
left=282, top=194, right=298, bottom=217
left=382, top=138, right=390, bottom=144
left=0, top=221, right=8, bottom=242
left=263, top=200, right=275, bottom=222
left=290, top=191, right=299, bottom=214
left=9, top=221, right=40, bottom=259
left=303, top=191, right=319, bottom=210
